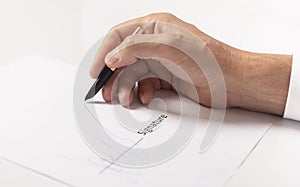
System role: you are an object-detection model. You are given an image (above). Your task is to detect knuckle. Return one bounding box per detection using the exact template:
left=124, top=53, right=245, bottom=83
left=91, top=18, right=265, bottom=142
left=160, top=12, right=176, bottom=19
left=189, top=23, right=198, bottom=30
left=146, top=12, right=176, bottom=21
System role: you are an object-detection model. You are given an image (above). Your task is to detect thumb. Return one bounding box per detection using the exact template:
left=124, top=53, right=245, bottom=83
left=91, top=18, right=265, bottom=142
left=104, top=33, right=177, bottom=68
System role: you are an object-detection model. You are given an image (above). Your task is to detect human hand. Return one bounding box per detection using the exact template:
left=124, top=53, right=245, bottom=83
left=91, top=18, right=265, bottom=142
left=90, top=13, right=233, bottom=108
left=89, top=13, right=292, bottom=116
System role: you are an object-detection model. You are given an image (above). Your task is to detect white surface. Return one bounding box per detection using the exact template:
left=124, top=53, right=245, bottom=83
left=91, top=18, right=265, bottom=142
left=226, top=119, right=300, bottom=187
left=0, top=56, right=77, bottom=187
left=0, top=159, right=66, bottom=187
left=0, top=56, right=275, bottom=187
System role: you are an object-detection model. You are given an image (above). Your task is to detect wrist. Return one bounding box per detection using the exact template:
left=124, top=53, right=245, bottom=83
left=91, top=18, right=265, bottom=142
left=230, top=50, right=292, bottom=115
left=203, top=39, right=243, bottom=108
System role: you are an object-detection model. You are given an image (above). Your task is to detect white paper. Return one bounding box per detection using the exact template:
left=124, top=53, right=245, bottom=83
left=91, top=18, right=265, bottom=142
left=0, top=55, right=277, bottom=187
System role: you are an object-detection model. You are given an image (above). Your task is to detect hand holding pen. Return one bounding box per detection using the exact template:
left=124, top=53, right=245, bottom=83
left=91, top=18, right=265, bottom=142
left=85, top=27, right=144, bottom=101
left=88, top=13, right=291, bottom=116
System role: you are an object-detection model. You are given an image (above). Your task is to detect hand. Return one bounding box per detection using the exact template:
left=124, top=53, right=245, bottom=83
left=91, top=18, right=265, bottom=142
left=90, top=13, right=233, bottom=108
left=90, top=13, right=292, bottom=116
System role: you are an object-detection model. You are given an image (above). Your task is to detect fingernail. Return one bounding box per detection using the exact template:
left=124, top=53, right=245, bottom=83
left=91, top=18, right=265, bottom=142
left=106, top=53, right=120, bottom=65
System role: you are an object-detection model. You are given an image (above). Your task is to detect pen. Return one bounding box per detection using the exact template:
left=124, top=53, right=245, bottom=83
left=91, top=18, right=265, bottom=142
left=85, top=26, right=143, bottom=101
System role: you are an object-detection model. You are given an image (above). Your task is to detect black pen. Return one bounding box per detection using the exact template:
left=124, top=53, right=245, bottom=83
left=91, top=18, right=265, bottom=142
left=85, top=26, right=143, bottom=101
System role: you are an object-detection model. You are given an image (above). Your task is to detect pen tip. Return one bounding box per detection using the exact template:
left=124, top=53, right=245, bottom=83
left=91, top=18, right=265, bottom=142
left=85, top=95, right=93, bottom=102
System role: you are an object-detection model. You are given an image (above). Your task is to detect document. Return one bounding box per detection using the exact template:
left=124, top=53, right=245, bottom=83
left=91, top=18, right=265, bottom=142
left=0, top=55, right=278, bottom=187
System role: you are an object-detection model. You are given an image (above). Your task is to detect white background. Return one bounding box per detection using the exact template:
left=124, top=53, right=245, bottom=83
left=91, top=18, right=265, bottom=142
left=0, top=0, right=299, bottom=67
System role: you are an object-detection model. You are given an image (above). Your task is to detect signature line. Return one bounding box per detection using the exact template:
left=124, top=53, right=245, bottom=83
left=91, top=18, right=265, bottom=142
left=99, top=137, right=144, bottom=174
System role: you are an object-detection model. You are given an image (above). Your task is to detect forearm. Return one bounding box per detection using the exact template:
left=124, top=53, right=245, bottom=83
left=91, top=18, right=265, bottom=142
left=228, top=49, right=292, bottom=115
left=190, top=27, right=292, bottom=115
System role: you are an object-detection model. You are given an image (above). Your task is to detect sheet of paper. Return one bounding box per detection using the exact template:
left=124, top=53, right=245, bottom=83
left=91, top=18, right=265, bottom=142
left=0, top=55, right=278, bottom=187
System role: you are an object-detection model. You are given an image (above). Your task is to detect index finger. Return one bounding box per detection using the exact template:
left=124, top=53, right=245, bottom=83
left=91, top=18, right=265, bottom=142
left=89, top=17, right=155, bottom=79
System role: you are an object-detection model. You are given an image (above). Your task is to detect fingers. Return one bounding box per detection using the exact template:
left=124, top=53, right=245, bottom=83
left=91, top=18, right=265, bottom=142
left=89, top=20, right=156, bottom=79
left=138, top=78, right=173, bottom=104
left=105, top=34, right=160, bottom=68
left=89, top=12, right=197, bottom=79
left=89, top=30, right=123, bottom=79
left=138, top=78, right=157, bottom=104
left=118, top=85, right=135, bottom=107
left=104, top=33, right=197, bottom=79
left=101, top=58, right=174, bottom=106
left=116, top=60, right=149, bottom=107
left=96, top=32, right=202, bottom=107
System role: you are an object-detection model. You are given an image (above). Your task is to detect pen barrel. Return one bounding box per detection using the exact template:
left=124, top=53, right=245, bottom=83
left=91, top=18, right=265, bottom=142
left=85, top=27, right=143, bottom=101
left=95, top=66, right=114, bottom=90
left=85, top=66, right=114, bottom=101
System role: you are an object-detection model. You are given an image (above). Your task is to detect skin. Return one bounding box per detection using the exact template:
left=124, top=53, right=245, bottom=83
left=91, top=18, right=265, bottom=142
left=90, top=13, right=292, bottom=116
